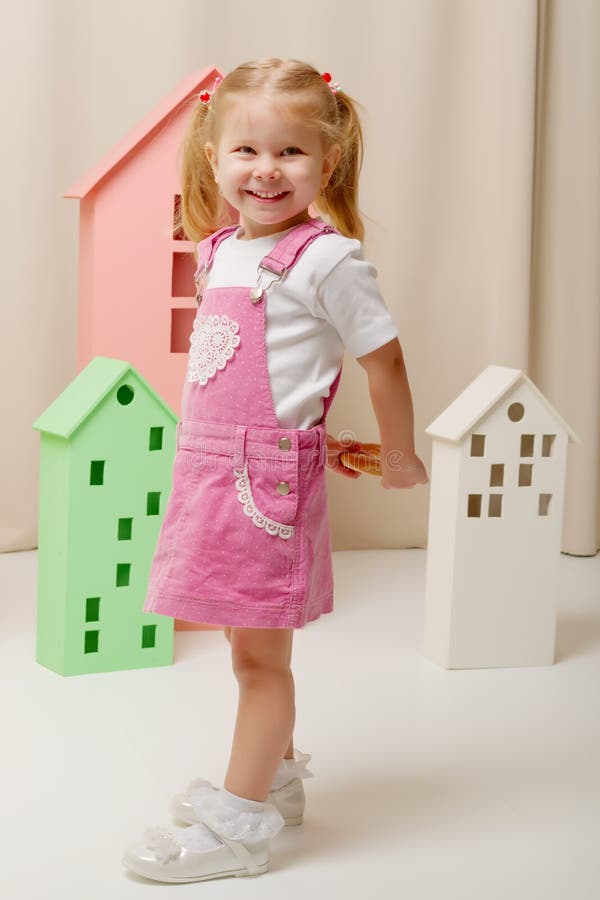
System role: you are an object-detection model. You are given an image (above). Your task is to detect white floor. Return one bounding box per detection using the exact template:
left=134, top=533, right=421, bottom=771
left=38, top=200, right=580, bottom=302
left=2, top=547, right=600, bottom=899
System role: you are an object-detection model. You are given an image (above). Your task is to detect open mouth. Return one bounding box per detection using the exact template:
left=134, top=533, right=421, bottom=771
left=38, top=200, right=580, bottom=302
left=245, top=190, right=290, bottom=202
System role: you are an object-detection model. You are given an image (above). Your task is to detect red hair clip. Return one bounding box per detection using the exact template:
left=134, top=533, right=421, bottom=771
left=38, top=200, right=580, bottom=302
left=199, top=76, right=223, bottom=108
left=321, top=72, right=342, bottom=94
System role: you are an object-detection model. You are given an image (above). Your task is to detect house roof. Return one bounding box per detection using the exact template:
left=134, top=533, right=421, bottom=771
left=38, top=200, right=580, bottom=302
left=425, top=364, right=580, bottom=443
left=64, top=66, right=222, bottom=199
left=32, top=356, right=178, bottom=439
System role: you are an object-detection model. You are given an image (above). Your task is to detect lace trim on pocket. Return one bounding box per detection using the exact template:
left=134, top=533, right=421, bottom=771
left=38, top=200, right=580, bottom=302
left=187, top=313, right=241, bottom=385
left=233, top=463, right=295, bottom=540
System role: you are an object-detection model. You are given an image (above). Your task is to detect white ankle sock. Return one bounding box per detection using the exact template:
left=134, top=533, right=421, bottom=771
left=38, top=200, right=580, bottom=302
left=204, top=787, right=285, bottom=843
left=270, top=757, right=296, bottom=791
left=221, top=787, right=266, bottom=811
left=179, top=787, right=269, bottom=853
left=269, top=749, right=314, bottom=792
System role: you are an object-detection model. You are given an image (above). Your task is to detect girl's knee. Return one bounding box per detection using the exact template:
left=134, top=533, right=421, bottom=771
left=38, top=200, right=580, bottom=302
left=229, top=627, right=293, bottom=681
left=232, top=655, right=292, bottom=683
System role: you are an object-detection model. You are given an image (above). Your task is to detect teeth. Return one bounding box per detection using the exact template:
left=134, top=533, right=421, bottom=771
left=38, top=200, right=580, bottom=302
left=251, top=191, right=285, bottom=198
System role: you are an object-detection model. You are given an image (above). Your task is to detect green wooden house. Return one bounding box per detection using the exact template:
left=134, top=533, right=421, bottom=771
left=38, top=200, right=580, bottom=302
left=32, top=356, right=176, bottom=675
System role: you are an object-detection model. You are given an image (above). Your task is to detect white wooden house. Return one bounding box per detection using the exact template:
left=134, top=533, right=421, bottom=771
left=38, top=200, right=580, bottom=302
left=422, top=365, right=580, bottom=669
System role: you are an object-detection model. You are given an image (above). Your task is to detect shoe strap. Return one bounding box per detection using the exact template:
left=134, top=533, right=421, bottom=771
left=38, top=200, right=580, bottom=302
left=198, top=818, right=263, bottom=876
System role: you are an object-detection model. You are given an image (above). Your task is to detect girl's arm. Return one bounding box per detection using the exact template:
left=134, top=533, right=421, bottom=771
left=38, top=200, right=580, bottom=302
left=357, top=338, right=429, bottom=489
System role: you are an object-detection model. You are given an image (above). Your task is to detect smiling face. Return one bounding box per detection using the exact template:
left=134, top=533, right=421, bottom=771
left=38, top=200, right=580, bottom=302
left=205, top=91, right=341, bottom=239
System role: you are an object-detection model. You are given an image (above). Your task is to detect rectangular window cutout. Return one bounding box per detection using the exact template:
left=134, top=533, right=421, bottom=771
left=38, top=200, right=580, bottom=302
left=539, top=493, right=552, bottom=516
left=172, top=251, right=197, bottom=297
left=85, top=596, right=100, bottom=622
left=520, top=434, right=535, bottom=457
left=488, top=494, right=503, bottom=517
left=171, top=307, right=196, bottom=353
left=142, top=624, right=157, bottom=649
left=518, top=464, right=533, bottom=486
left=116, top=563, right=131, bottom=587
left=149, top=427, right=163, bottom=451
left=470, top=435, right=485, bottom=457
left=147, top=492, right=161, bottom=516
left=90, top=460, right=105, bottom=485
left=173, top=195, right=185, bottom=240
left=467, top=494, right=482, bottom=517
left=118, top=518, right=133, bottom=540
left=84, top=630, right=99, bottom=654
left=490, top=464, right=504, bottom=486
left=542, top=434, right=556, bottom=457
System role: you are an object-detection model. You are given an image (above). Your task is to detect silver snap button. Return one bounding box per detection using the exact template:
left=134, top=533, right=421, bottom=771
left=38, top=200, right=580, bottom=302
left=276, top=481, right=290, bottom=495
left=278, top=437, right=292, bottom=451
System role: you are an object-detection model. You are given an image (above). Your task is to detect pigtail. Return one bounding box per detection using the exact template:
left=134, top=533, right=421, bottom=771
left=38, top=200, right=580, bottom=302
left=313, top=91, right=366, bottom=242
left=175, top=97, right=237, bottom=244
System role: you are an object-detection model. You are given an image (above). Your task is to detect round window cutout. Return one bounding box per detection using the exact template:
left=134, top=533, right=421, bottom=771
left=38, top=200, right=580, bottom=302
left=116, top=384, right=135, bottom=406
left=507, top=401, right=524, bottom=422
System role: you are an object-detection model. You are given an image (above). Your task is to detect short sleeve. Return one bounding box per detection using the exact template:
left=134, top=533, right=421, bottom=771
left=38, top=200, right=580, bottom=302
left=313, top=242, right=399, bottom=358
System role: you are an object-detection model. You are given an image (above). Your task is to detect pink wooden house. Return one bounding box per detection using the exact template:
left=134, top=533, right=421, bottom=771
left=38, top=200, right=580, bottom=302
left=64, top=65, right=236, bottom=413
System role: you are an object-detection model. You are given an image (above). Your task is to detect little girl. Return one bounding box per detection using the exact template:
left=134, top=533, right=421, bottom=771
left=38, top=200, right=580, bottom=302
left=123, top=57, right=428, bottom=883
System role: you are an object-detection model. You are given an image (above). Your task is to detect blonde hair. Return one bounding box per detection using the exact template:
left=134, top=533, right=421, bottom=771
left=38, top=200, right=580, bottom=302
left=175, top=57, right=366, bottom=243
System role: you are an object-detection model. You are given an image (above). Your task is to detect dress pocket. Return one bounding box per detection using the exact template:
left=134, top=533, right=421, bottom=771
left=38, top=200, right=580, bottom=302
left=233, top=456, right=299, bottom=540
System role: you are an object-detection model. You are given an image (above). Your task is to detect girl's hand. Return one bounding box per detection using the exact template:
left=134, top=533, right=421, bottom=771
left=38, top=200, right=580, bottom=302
left=380, top=448, right=429, bottom=490
left=325, top=433, right=363, bottom=479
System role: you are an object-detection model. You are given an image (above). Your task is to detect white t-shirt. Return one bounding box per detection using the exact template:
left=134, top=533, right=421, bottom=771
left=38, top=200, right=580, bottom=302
left=202, top=223, right=399, bottom=429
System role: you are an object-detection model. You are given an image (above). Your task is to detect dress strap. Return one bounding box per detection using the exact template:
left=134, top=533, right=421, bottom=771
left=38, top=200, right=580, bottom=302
left=260, top=217, right=343, bottom=425
left=193, top=225, right=239, bottom=281
left=195, top=217, right=339, bottom=282
left=259, top=217, right=339, bottom=275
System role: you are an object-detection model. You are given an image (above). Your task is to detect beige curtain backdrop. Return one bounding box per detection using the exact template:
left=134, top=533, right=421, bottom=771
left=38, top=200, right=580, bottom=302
left=2, top=0, right=598, bottom=556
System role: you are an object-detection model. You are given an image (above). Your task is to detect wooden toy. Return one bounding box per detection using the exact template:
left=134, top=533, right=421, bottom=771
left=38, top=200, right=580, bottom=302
left=32, top=357, right=176, bottom=675
left=422, top=364, right=580, bottom=669
left=339, top=442, right=382, bottom=475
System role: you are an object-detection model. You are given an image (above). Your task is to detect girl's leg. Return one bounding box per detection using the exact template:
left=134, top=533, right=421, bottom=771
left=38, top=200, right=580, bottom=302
left=224, top=625, right=294, bottom=760
left=224, top=626, right=296, bottom=801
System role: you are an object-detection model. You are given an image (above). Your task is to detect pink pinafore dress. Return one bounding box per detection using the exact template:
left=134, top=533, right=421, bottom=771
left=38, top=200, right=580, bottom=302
left=144, top=217, right=343, bottom=629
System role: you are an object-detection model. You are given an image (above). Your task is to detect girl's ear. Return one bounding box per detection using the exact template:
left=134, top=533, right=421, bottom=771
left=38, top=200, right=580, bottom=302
left=323, top=143, right=342, bottom=179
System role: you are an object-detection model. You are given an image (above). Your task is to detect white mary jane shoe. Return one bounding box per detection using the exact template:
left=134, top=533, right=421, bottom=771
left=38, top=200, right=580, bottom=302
left=122, top=821, right=271, bottom=882
left=123, top=791, right=286, bottom=883
left=171, top=749, right=313, bottom=827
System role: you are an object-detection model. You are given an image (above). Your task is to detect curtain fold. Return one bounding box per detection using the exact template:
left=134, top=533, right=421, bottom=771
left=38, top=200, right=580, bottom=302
left=530, top=0, right=600, bottom=555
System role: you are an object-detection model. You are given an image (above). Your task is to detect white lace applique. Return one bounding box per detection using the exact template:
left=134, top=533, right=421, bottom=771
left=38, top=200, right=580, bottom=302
left=187, top=313, right=241, bottom=385
left=233, top=463, right=295, bottom=540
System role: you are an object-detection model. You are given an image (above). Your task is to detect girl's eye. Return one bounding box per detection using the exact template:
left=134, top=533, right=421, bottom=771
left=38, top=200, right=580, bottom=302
left=236, top=146, right=302, bottom=155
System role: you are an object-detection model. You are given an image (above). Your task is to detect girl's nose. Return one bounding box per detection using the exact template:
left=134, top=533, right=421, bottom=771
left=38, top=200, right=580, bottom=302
left=253, top=157, right=280, bottom=179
